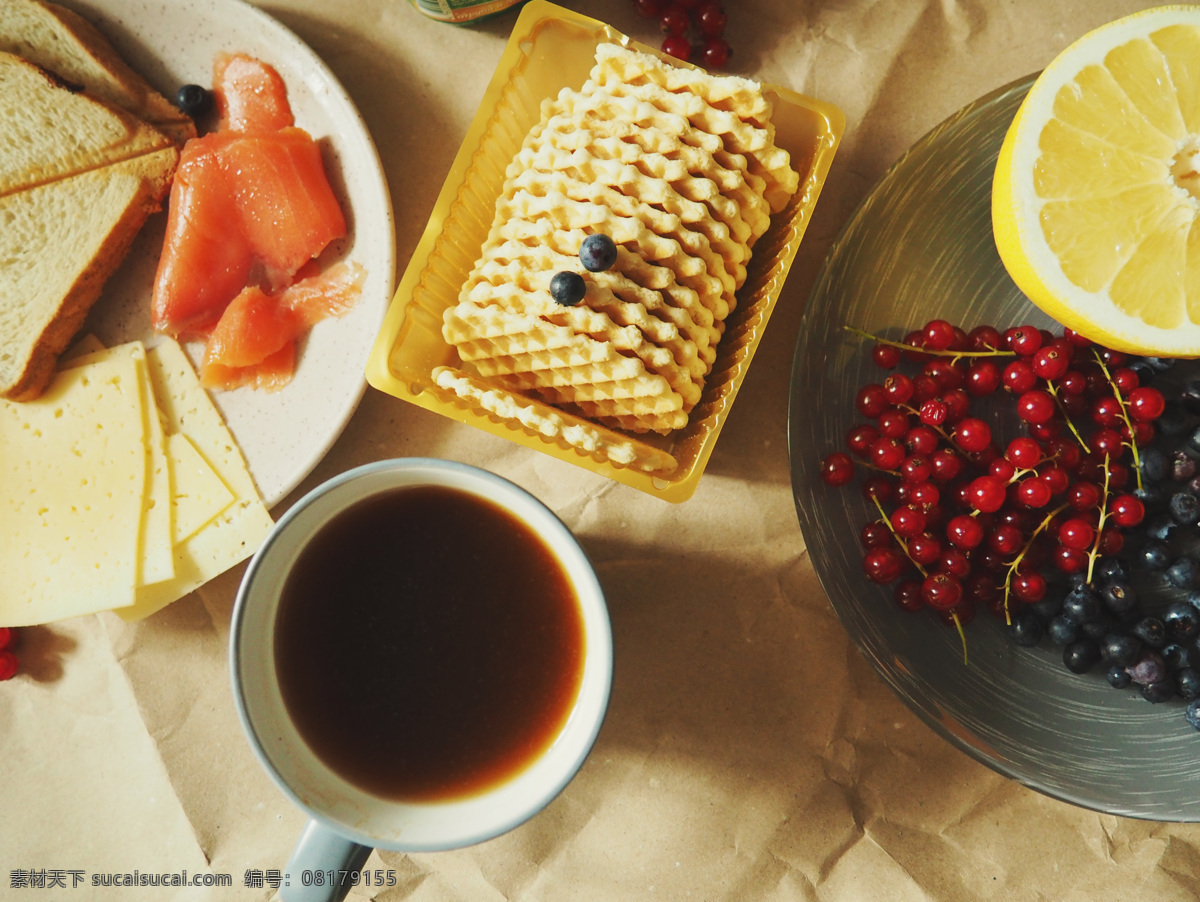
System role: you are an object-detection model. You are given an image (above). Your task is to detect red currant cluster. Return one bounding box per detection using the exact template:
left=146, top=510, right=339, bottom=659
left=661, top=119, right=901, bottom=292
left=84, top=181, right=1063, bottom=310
left=0, top=627, right=19, bottom=680
left=634, top=0, right=731, bottom=68
left=819, top=320, right=1164, bottom=636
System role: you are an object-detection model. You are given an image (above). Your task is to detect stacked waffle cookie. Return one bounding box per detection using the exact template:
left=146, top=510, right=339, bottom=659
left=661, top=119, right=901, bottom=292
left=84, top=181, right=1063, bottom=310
left=436, top=42, right=798, bottom=466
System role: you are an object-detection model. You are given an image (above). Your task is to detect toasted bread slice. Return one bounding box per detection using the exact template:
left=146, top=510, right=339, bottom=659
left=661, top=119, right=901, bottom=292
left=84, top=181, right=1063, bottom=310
left=0, top=0, right=195, bottom=145
left=0, top=51, right=178, bottom=400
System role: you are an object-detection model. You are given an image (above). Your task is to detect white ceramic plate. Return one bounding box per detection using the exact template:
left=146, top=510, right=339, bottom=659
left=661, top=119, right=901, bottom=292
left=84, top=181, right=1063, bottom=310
left=63, top=0, right=396, bottom=508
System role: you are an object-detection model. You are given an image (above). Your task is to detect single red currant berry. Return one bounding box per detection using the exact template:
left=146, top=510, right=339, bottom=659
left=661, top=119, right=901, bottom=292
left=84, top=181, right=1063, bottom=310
left=890, top=504, right=927, bottom=538
left=945, top=514, right=984, bottom=549
left=819, top=451, right=855, bottom=486
left=924, top=358, right=965, bottom=391
left=908, top=481, right=940, bottom=508
left=1004, top=436, right=1041, bottom=469
left=700, top=36, right=731, bottom=67
left=905, top=425, right=939, bottom=456
left=0, top=650, right=16, bottom=681
left=661, top=33, right=692, bottom=60
left=936, top=548, right=972, bottom=579
left=861, top=475, right=895, bottom=504
left=0, top=627, right=14, bottom=651
left=1006, top=324, right=1044, bottom=355
left=1098, top=525, right=1124, bottom=556
left=1058, top=517, right=1095, bottom=551
left=860, top=521, right=893, bottom=549
left=919, top=398, right=948, bottom=426
left=1012, top=570, right=1048, bottom=603
left=863, top=546, right=908, bottom=584
left=883, top=372, right=915, bottom=405
left=1062, top=327, right=1093, bottom=348
left=1090, top=395, right=1123, bottom=427
left=929, top=448, right=966, bottom=482
left=990, top=457, right=1017, bottom=482
left=967, top=475, right=1007, bottom=513
left=1110, top=493, right=1145, bottom=528
left=966, top=359, right=1002, bottom=396
left=1112, top=366, right=1140, bottom=394
left=922, top=572, right=964, bottom=611
left=696, top=1, right=727, bottom=35
left=873, top=343, right=902, bottom=369
left=988, top=523, right=1024, bottom=555
left=1098, top=347, right=1127, bottom=367
left=912, top=374, right=940, bottom=402
left=1091, top=427, right=1124, bottom=457
left=1016, top=389, right=1056, bottom=424
left=1067, top=480, right=1102, bottom=511
left=869, top=437, right=906, bottom=471
left=1128, top=386, right=1166, bottom=421
left=1031, top=345, right=1070, bottom=380
left=1038, top=465, right=1071, bottom=496
left=659, top=4, right=689, bottom=34
left=908, top=532, right=943, bottom=566
left=877, top=408, right=911, bottom=438
left=1055, top=369, right=1088, bottom=396
left=923, top=319, right=957, bottom=351
left=899, top=455, right=932, bottom=484
left=966, top=572, right=1000, bottom=605
left=855, top=383, right=888, bottom=417
left=1016, top=477, right=1053, bottom=508
left=967, top=324, right=1004, bottom=352
left=941, top=388, right=971, bottom=424
left=1002, top=359, right=1038, bottom=393
left=1053, top=544, right=1089, bottom=574
left=954, top=417, right=992, bottom=452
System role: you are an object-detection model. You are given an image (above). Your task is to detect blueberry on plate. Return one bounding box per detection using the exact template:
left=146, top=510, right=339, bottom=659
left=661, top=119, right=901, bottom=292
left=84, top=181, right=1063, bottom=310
left=176, top=83, right=212, bottom=117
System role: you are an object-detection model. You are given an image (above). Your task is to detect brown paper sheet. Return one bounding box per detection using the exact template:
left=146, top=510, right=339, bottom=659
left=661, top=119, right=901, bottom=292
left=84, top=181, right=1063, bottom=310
left=6, top=0, right=1200, bottom=899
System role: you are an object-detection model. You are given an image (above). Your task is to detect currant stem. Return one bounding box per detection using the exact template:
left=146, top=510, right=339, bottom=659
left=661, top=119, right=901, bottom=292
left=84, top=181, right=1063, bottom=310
left=1085, top=452, right=1113, bottom=585
left=951, top=610, right=968, bottom=665
left=870, top=495, right=928, bottom=578
left=1002, top=501, right=1071, bottom=625
left=845, top=326, right=1017, bottom=360
left=1092, top=350, right=1145, bottom=493
left=1045, top=380, right=1091, bottom=455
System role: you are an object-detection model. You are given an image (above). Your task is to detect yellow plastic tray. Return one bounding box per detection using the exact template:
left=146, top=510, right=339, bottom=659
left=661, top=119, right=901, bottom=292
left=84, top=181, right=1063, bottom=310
left=365, top=0, right=843, bottom=502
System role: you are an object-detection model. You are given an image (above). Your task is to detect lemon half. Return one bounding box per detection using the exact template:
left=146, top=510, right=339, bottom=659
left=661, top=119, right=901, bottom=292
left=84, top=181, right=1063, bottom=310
left=993, top=6, right=1200, bottom=356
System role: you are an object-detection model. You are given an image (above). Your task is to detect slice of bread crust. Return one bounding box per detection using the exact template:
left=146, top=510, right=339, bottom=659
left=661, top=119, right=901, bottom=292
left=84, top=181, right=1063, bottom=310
left=0, top=51, right=179, bottom=400
left=0, top=0, right=195, bottom=145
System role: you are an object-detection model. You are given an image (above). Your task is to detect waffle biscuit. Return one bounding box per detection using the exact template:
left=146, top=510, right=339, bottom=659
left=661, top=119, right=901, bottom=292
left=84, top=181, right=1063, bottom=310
left=543, top=88, right=772, bottom=240
left=591, top=42, right=773, bottom=127
left=585, top=76, right=798, bottom=213
left=431, top=366, right=679, bottom=474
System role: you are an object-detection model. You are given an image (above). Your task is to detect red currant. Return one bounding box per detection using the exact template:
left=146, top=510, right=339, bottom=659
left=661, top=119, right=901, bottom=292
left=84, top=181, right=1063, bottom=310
left=695, top=1, right=727, bottom=35
left=954, top=417, right=992, bottom=452
left=856, top=383, right=888, bottom=417
left=967, top=325, right=1003, bottom=351
left=966, top=359, right=1002, bottom=396
left=1016, top=389, right=1056, bottom=424
left=905, top=425, right=939, bottom=456
left=894, top=579, right=925, bottom=612
left=908, top=532, right=943, bottom=566
left=869, top=437, right=906, bottom=471
left=661, top=33, right=692, bottom=60
left=1031, top=345, right=1070, bottom=380
left=923, top=319, right=957, bottom=351
left=0, top=650, right=16, bottom=681
left=922, top=572, right=964, bottom=611
left=846, top=423, right=879, bottom=458
left=700, top=36, right=731, bottom=68
left=945, top=514, right=984, bottom=550
left=863, top=547, right=908, bottom=584
left=1127, top=386, right=1165, bottom=421
left=659, top=4, right=689, bottom=34
left=860, top=521, right=893, bottom=549
left=1110, top=493, right=1145, bottom=527
left=966, top=475, right=1007, bottom=513
left=890, top=504, right=927, bottom=538
left=1016, top=476, right=1053, bottom=508
left=1005, top=325, right=1043, bottom=355
left=1002, top=359, right=1038, bottom=393
left=873, top=343, right=902, bottom=369
left=1058, top=518, right=1095, bottom=551
left=819, top=451, right=855, bottom=486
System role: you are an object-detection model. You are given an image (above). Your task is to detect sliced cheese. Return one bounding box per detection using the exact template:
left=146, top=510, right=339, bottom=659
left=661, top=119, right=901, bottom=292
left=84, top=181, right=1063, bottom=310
left=0, top=351, right=145, bottom=625
left=64, top=342, right=174, bottom=586
left=166, top=431, right=234, bottom=544
left=120, top=339, right=274, bottom=621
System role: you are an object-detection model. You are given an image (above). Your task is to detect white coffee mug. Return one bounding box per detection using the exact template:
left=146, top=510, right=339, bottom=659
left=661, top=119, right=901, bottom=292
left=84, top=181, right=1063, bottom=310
left=230, top=458, right=612, bottom=902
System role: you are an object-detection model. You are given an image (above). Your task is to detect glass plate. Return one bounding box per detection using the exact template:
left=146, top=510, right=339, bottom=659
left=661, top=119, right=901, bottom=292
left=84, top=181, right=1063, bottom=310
left=789, top=75, right=1200, bottom=821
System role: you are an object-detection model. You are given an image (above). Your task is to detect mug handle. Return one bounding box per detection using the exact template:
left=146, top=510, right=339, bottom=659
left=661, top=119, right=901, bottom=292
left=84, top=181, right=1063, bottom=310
left=281, top=819, right=375, bottom=902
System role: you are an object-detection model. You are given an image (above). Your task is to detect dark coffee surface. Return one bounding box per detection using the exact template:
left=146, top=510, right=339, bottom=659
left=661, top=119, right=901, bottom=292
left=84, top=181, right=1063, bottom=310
left=274, top=484, right=584, bottom=801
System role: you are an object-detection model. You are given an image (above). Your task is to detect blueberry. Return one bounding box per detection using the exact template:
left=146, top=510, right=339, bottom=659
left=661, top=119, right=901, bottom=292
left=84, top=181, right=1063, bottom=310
left=1133, top=617, right=1167, bottom=649
left=1165, top=602, right=1200, bottom=641
left=1188, top=698, right=1200, bottom=730
left=1167, top=556, right=1199, bottom=590
left=579, top=234, right=618, bottom=273
left=1009, top=612, right=1042, bottom=647
left=1101, top=633, right=1141, bottom=668
left=1128, top=360, right=1157, bottom=386
left=1163, top=643, right=1192, bottom=672
left=1178, top=669, right=1200, bottom=700
left=176, top=83, right=212, bottom=117
left=1063, top=586, right=1103, bottom=624
left=1047, top=615, right=1079, bottom=647
left=550, top=271, right=586, bottom=306
left=1100, top=579, right=1138, bottom=615
left=1141, top=446, right=1169, bottom=483
left=1169, top=491, right=1200, bottom=525
left=1171, top=450, right=1198, bottom=482
left=1081, top=614, right=1112, bottom=641
left=1095, top=557, right=1130, bottom=584
left=1064, top=638, right=1101, bottom=674
left=1141, top=678, right=1177, bottom=703
left=1136, top=539, right=1171, bottom=571
left=1143, top=356, right=1176, bottom=372
left=1030, top=584, right=1066, bottom=621
left=1127, top=651, right=1167, bottom=685
left=1106, top=664, right=1132, bottom=689
left=1135, top=484, right=1165, bottom=511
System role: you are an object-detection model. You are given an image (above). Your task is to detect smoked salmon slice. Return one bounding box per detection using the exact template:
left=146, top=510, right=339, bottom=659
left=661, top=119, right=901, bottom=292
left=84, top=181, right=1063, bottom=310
left=199, top=262, right=366, bottom=391
left=213, top=52, right=294, bottom=132
left=151, top=55, right=349, bottom=345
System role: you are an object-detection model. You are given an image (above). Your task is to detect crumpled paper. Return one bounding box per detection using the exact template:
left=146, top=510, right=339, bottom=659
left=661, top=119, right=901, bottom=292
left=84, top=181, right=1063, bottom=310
left=6, top=0, right=1200, bottom=899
